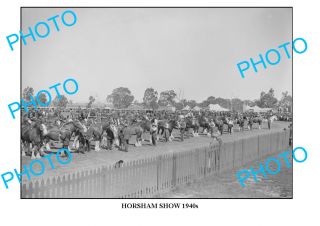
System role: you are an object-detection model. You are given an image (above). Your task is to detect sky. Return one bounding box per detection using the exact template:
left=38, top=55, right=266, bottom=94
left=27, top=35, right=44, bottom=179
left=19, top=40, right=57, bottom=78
left=22, top=8, right=292, bottom=104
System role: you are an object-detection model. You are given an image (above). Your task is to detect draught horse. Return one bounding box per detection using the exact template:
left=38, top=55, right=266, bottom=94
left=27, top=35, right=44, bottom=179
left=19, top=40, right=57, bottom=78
left=157, top=119, right=180, bottom=141
left=185, top=117, right=200, bottom=137
left=85, top=123, right=103, bottom=151
left=137, top=119, right=153, bottom=144
left=120, top=122, right=144, bottom=147
left=43, top=121, right=86, bottom=155
left=198, top=117, right=211, bottom=135
left=214, top=118, right=224, bottom=135
left=21, top=121, right=48, bottom=159
left=252, top=117, right=263, bottom=130
left=85, top=122, right=118, bottom=151
left=217, top=117, right=234, bottom=134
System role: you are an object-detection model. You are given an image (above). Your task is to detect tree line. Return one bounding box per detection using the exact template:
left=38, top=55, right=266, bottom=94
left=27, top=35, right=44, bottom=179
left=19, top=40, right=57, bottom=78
left=106, top=87, right=292, bottom=112
left=22, top=86, right=292, bottom=112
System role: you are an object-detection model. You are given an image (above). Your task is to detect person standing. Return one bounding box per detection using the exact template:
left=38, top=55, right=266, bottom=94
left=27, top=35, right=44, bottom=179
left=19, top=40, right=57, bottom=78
left=289, top=123, right=293, bottom=146
left=123, top=124, right=131, bottom=152
left=248, top=117, right=253, bottom=130
left=118, top=128, right=125, bottom=151
left=151, top=123, right=158, bottom=146
left=119, top=123, right=130, bottom=152
left=239, top=117, right=244, bottom=132
left=106, top=125, right=115, bottom=150
left=164, top=121, right=170, bottom=142
left=179, top=117, right=186, bottom=142
left=268, top=115, right=272, bottom=130
left=150, top=118, right=158, bottom=146
left=209, top=119, right=216, bottom=137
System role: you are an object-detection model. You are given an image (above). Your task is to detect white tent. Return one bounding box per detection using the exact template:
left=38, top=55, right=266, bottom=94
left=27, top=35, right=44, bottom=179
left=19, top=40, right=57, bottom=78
left=244, top=105, right=259, bottom=112
left=182, top=105, right=191, bottom=111
left=166, top=106, right=176, bottom=112
left=158, top=106, right=176, bottom=112
left=252, top=106, right=262, bottom=112
left=207, top=104, right=230, bottom=112
left=193, top=106, right=201, bottom=111
left=259, top=107, right=272, bottom=113
left=245, top=105, right=272, bottom=113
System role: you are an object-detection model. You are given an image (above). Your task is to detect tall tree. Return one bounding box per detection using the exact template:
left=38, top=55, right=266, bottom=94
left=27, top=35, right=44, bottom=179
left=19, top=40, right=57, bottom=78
left=23, top=87, right=34, bottom=101
left=133, top=100, right=140, bottom=105
left=174, top=102, right=184, bottom=110
left=36, top=93, right=48, bottom=106
left=158, top=90, right=177, bottom=106
left=199, top=96, right=215, bottom=108
left=143, top=88, right=159, bottom=110
left=179, top=99, right=188, bottom=107
left=53, top=95, right=68, bottom=108
left=107, top=87, right=134, bottom=109
left=231, top=98, right=243, bottom=112
left=243, top=99, right=255, bottom=107
left=257, top=88, right=278, bottom=108
left=87, top=96, right=95, bottom=108
left=278, top=91, right=292, bottom=112
left=186, top=100, right=197, bottom=109
left=215, top=97, right=231, bottom=109
left=206, top=96, right=216, bottom=105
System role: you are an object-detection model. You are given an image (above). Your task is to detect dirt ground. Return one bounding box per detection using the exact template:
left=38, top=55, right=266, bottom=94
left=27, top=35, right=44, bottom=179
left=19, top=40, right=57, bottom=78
left=21, top=121, right=291, bottom=183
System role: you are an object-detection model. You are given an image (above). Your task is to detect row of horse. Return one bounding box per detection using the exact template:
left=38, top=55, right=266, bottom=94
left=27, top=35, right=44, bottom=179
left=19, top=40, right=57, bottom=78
left=21, top=116, right=264, bottom=159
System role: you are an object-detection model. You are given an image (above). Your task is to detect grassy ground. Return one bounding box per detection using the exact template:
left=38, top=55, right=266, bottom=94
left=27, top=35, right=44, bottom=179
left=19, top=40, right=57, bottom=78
left=21, top=121, right=291, bottom=183
left=159, top=146, right=293, bottom=198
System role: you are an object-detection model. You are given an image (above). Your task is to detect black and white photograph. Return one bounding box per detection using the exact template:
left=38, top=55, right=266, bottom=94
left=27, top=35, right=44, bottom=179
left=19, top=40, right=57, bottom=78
left=20, top=7, right=293, bottom=198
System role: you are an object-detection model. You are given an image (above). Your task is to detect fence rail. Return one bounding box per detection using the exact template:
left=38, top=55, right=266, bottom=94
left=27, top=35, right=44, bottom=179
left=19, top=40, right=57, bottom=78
left=22, top=129, right=290, bottom=198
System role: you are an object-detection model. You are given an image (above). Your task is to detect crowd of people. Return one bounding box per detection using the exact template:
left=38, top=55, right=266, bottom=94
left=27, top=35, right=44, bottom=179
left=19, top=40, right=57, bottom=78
left=21, top=107, right=289, bottom=158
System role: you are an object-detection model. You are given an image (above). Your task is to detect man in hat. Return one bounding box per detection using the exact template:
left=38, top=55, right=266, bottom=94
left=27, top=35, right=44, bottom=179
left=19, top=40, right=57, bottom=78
left=209, top=119, right=216, bottom=137
left=267, top=115, right=272, bottom=130
left=119, top=122, right=130, bottom=152
left=118, top=126, right=125, bottom=151
left=164, top=120, right=170, bottom=142
left=288, top=123, right=293, bottom=146
left=248, top=116, right=253, bottom=131
left=150, top=118, right=158, bottom=146
left=106, top=124, right=115, bottom=150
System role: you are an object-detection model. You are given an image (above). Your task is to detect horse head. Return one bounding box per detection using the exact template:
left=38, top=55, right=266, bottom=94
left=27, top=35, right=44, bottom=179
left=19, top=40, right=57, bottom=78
left=73, top=121, right=88, bottom=133
left=40, top=123, right=48, bottom=136
left=56, top=119, right=62, bottom=126
left=30, top=120, right=46, bottom=135
left=85, top=125, right=96, bottom=141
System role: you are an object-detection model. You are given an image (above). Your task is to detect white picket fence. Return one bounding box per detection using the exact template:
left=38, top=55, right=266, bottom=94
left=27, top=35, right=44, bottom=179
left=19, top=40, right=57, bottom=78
left=22, top=129, right=290, bottom=198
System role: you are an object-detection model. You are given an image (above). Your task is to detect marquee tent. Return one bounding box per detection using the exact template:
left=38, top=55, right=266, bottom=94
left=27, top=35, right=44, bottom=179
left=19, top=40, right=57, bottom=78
left=127, top=104, right=147, bottom=111
left=158, top=106, right=176, bottom=112
left=193, top=106, right=201, bottom=111
left=207, top=104, right=230, bottom=112
left=244, top=105, right=272, bottom=112
left=182, top=105, right=191, bottom=111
